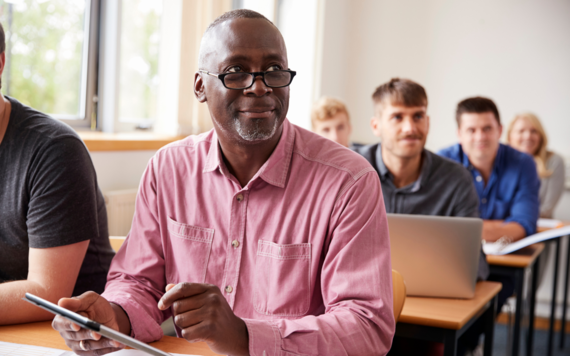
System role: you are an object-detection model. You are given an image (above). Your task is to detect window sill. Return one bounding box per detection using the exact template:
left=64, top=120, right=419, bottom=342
left=77, top=131, right=184, bottom=151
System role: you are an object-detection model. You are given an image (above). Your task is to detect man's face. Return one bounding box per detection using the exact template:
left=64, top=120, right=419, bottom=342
left=195, top=18, right=289, bottom=145
left=457, top=112, right=502, bottom=162
left=313, top=112, right=351, bottom=147
left=371, top=101, right=429, bottom=160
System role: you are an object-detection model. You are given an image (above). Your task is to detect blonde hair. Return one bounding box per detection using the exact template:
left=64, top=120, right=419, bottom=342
left=311, top=97, right=350, bottom=129
left=507, top=112, right=553, bottom=178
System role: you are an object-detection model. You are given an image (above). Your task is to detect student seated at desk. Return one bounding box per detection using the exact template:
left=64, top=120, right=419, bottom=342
left=438, top=96, right=540, bottom=317
left=0, top=23, right=114, bottom=325
left=352, top=78, right=489, bottom=356
left=53, top=10, right=395, bottom=356
left=310, top=96, right=361, bottom=148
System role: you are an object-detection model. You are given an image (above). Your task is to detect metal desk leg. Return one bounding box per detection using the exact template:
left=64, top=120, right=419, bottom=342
left=512, top=268, right=524, bottom=356
left=484, top=295, right=497, bottom=356
left=527, top=255, right=539, bottom=356
left=443, top=329, right=458, bottom=356
left=548, top=238, right=561, bottom=356
left=560, top=234, right=570, bottom=349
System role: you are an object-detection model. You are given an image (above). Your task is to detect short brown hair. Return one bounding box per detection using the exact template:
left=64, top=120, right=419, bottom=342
left=311, top=96, right=350, bottom=129
left=456, top=97, right=500, bottom=126
left=371, top=78, right=428, bottom=111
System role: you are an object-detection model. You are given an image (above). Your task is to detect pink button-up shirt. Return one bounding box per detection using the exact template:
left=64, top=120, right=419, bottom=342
left=102, top=119, right=394, bottom=355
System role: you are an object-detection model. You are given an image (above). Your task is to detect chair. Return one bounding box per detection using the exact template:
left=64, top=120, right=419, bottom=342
left=392, top=269, right=406, bottom=321
left=109, top=236, right=126, bottom=252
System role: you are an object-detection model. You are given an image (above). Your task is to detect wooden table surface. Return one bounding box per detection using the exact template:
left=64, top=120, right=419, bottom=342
left=398, top=281, right=502, bottom=330
left=0, top=321, right=220, bottom=355
left=486, top=242, right=544, bottom=268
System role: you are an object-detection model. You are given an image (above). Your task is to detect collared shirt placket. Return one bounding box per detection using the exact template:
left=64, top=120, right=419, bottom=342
left=221, top=189, right=249, bottom=309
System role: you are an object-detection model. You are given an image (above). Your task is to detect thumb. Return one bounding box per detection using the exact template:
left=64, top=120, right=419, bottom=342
left=58, top=291, right=100, bottom=312
left=165, top=283, right=177, bottom=292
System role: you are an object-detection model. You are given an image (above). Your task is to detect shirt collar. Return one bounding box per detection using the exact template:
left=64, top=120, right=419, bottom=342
left=375, top=143, right=429, bottom=192
left=202, top=119, right=295, bottom=189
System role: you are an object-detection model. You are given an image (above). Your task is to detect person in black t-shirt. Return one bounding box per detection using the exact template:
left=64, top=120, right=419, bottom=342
left=0, top=22, right=114, bottom=325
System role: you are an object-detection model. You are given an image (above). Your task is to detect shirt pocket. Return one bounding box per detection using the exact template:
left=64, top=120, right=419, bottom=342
left=253, top=240, right=311, bottom=317
left=165, top=217, right=214, bottom=284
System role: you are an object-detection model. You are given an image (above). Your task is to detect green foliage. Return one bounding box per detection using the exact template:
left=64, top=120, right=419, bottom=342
left=0, top=0, right=85, bottom=116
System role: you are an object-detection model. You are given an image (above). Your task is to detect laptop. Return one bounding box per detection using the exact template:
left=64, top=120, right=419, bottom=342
left=387, top=213, right=482, bottom=299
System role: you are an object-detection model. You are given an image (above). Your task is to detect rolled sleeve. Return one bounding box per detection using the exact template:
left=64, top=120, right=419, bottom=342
left=504, top=156, right=540, bottom=235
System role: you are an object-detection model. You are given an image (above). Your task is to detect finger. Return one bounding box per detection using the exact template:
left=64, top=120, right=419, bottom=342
left=158, top=283, right=211, bottom=310
left=73, top=338, right=123, bottom=352
left=60, top=328, right=99, bottom=341
left=171, top=293, right=209, bottom=316
left=165, top=283, right=176, bottom=292
left=52, top=315, right=81, bottom=332
left=173, top=308, right=207, bottom=329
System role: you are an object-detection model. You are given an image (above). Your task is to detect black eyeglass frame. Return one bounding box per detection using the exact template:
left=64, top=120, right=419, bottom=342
left=199, top=69, right=297, bottom=90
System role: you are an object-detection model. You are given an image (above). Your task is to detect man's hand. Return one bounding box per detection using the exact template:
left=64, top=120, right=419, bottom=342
left=52, top=292, right=125, bottom=355
left=158, top=283, right=249, bottom=356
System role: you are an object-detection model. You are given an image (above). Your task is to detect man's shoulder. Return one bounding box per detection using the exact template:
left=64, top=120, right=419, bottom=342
left=426, top=149, right=472, bottom=183
left=8, top=96, right=81, bottom=142
left=155, top=130, right=214, bottom=157
left=292, top=125, right=375, bottom=179
left=500, top=144, right=536, bottom=170
left=437, top=143, right=462, bottom=160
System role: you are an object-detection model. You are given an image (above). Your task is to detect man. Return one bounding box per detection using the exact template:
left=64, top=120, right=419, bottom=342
left=53, top=10, right=394, bottom=356
left=438, top=97, right=540, bottom=243
left=0, top=23, right=114, bottom=325
left=311, top=96, right=354, bottom=147
left=353, top=79, right=488, bottom=356
left=438, top=97, right=540, bottom=336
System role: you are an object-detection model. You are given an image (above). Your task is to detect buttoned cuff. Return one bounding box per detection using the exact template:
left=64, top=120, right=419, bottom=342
left=243, top=318, right=282, bottom=356
left=101, top=292, right=164, bottom=343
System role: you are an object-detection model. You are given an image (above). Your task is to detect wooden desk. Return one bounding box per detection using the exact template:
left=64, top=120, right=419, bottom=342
left=0, top=321, right=220, bottom=355
left=487, top=243, right=544, bottom=356
left=396, top=281, right=502, bottom=356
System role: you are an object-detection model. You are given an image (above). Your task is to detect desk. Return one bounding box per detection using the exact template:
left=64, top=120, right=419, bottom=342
left=396, top=281, right=502, bottom=356
left=487, top=243, right=544, bottom=356
left=537, top=221, right=570, bottom=355
left=0, top=321, right=220, bottom=355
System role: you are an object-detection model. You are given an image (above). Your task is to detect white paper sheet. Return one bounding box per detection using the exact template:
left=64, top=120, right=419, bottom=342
left=537, top=218, right=563, bottom=229
left=483, top=225, right=570, bottom=255
left=0, top=342, right=198, bottom=356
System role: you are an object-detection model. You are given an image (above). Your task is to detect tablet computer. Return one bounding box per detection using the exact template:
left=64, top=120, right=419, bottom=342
left=23, top=293, right=172, bottom=356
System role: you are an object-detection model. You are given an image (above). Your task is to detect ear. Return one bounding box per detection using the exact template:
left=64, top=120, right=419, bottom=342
left=194, top=72, right=207, bottom=103
left=498, top=124, right=503, bottom=137
left=0, top=52, right=5, bottom=77
left=370, top=116, right=382, bottom=137
left=426, top=114, right=430, bottom=133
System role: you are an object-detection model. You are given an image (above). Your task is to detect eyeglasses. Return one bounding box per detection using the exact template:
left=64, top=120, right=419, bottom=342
left=199, top=69, right=296, bottom=90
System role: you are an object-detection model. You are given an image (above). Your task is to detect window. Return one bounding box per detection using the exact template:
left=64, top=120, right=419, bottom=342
left=0, top=0, right=98, bottom=127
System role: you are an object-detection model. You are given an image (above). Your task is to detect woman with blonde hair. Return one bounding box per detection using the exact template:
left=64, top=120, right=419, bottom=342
left=507, top=112, right=565, bottom=218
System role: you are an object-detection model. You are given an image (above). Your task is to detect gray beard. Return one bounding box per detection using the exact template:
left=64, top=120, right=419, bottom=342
left=234, top=117, right=279, bottom=142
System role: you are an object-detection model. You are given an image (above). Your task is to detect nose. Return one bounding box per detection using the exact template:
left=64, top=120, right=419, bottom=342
left=401, top=118, right=416, bottom=133
left=244, top=74, right=272, bottom=96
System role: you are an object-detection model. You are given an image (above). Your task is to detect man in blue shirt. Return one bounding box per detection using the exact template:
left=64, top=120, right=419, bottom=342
left=439, top=96, right=540, bottom=243
left=439, top=96, right=540, bottom=324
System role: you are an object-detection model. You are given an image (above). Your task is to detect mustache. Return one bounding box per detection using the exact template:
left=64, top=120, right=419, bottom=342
left=398, top=134, right=423, bottom=140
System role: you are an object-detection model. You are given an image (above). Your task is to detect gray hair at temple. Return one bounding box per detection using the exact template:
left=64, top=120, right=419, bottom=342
left=198, top=9, right=276, bottom=68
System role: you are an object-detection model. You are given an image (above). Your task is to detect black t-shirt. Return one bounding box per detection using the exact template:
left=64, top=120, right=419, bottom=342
left=0, top=96, right=114, bottom=295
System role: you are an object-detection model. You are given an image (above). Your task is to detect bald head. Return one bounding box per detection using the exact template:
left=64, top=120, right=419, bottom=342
left=198, top=10, right=285, bottom=69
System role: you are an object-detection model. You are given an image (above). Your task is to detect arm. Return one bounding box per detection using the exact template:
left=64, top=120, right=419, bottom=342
left=502, top=155, right=541, bottom=237
left=482, top=220, right=526, bottom=242
left=452, top=169, right=480, bottom=218
left=243, top=171, right=395, bottom=356
left=0, top=241, right=89, bottom=325
left=540, top=155, right=566, bottom=218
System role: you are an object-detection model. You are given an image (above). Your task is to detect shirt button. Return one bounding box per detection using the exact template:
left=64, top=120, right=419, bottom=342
left=476, top=176, right=482, bottom=182
left=481, top=198, right=487, bottom=204
left=231, top=240, right=240, bottom=248
left=236, top=194, right=244, bottom=202
left=225, top=285, right=233, bottom=293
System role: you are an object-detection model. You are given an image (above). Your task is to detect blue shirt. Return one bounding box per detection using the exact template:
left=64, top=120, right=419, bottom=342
left=438, top=143, right=540, bottom=236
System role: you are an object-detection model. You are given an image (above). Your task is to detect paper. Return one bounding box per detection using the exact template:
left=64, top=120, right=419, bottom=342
left=483, top=225, right=570, bottom=255
left=0, top=342, right=198, bottom=356
left=537, top=218, right=563, bottom=229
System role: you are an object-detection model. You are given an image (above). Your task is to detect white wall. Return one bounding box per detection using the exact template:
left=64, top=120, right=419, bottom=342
left=90, top=151, right=156, bottom=192
left=318, top=0, right=570, bottom=156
